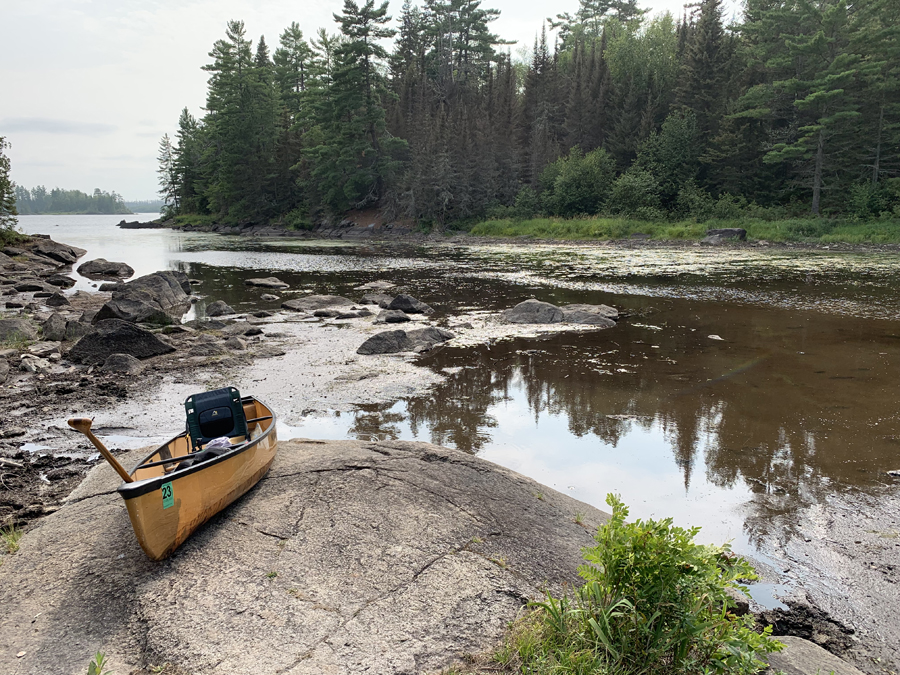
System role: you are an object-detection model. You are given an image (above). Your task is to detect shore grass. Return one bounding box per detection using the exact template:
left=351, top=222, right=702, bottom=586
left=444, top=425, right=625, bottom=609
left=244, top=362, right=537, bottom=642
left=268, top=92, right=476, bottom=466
left=468, top=216, right=900, bottom=244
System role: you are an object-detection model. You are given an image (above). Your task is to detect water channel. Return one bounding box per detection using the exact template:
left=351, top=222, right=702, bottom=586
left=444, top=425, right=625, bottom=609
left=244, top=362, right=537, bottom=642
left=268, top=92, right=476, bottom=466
left=19, top=215, right=900, bottom=573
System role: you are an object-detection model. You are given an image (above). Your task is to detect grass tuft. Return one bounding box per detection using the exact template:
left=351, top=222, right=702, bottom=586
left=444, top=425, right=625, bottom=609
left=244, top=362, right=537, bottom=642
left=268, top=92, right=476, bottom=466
left=1, top=524, right=23, bottom=554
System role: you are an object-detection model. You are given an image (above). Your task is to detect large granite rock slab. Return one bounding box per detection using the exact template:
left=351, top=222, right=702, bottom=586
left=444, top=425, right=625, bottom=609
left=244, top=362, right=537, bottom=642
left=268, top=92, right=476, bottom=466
left=0, top=439, right=609, bottom=675
left=282, top=295, right=354, bottom=312
left=93, top=270, right=192, bottom=325
left=67, top=319, right=175, bottom=364
left=764, top=636, right=864, bottom=675
left=77, top=258, right=135, bottom=279
left=30, top=239, right=86, bottom=265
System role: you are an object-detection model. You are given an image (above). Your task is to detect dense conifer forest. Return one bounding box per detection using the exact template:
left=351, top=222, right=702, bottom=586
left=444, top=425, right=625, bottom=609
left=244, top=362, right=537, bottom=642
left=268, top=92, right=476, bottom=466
left=13, top=185, right=130, bottom=215
left=158, top=0, right=900, bottom=230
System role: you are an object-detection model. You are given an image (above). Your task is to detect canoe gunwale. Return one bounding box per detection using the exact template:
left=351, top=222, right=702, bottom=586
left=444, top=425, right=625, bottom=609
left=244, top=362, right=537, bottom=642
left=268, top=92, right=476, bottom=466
left=117, top=396, right=276, bottom=500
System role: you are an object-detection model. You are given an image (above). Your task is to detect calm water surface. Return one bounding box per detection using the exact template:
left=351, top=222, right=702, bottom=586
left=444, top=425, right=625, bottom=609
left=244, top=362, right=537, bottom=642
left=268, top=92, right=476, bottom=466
left=19, top=215, right=900, bottom=555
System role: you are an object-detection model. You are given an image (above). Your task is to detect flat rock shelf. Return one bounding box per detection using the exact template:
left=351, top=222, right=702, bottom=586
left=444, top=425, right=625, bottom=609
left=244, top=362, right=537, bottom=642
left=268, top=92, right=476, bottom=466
left=0, top=439, right=609, bottom=675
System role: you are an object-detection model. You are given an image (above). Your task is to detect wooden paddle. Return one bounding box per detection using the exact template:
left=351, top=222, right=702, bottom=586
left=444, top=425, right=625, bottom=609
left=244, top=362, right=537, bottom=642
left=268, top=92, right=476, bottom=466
left=68, top=417, right=134, bottom=483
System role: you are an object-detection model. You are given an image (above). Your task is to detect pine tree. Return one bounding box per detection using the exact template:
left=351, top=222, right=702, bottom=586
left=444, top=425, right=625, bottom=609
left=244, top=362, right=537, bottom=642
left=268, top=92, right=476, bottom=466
left=274, top=22, right=315, bottom=117
left=157, top=134, right=178, bottom=217
left=0, top=137, right=18, bottom=231
left=306, top=1, right=403, bottom=213
left=675, top=0, right=730, bottom=141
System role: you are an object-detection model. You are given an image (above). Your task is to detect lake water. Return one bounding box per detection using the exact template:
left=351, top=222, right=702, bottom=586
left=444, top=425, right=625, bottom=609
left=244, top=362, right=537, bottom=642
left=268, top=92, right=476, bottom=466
left=17, top=215, right=900, bottom=563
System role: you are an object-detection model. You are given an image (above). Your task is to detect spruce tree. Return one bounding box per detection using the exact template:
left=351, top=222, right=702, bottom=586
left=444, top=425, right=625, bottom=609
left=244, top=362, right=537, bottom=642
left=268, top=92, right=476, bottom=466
left=157, top=134, right=179, bottom=217
left=0, top=137, right=18, bottom=231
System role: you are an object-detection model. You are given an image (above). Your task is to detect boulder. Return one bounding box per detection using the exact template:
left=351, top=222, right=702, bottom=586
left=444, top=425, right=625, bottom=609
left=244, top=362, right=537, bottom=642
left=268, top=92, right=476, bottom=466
left=357, top=327, right=454, bottom=355
left=67, top=319, right=175, bottom=365
left=406, top=327, right=455, bottom=352
left=359, top=292, right=394, bottom=308
left=503, top=299, right=564, bottom=324
left=77, top=258, right=135, bottom=279
left=31, top=239, right=85, bottom=265
left=245, top=277, right=289, bottom=289
left=0, top=360, right=8, bottom=384
left=560, top=303, right=619, bottom=321
left=764, top=636, right=864, bottom=675
left=45, top=292, right=70, bottom=307
left=45, top=275, right=76, bottom=289
left=42, top=313, right=68, bottom=342
left=375, top=309, right=412, bottom=324
left=357, top=329, right=409, bottom=355
left=64, top=321, right=94, bottom=342
left=225, top=337, right=247, bottom=351
left=0, top=439, right=608, bottom=675
left=100, top=353, right=144, bottom=375
left=260, top=293, right=280, bottom=301
left=93, top=270, right=192, bottom=325
left=206, top=300, right=236, bottom=317
left=388, top=294, right=433, bottom=314
left=0, top=318, right=38, bottom=343
left=14, top=279, right=52, bottom=293
left=98, top=282, right=124, bottom=292
left=20, top=355, right=51, bottom=373
left=188, top=341, right=229, bottom=357
left=282, top=295, right=354, bottom=312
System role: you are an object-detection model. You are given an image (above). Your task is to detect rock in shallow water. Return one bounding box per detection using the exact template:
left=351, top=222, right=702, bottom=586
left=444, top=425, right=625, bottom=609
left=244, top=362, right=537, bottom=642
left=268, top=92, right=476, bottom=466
left=77, top=258, right=135, bottom=279
left=357, top=327, right=455, bottom=355
left=503, top=299, right=564, bottom=324
left=245, top=276, right=289, bottom=289
left=282, top=295, right=354, bottom=312
left=388, top=294, right=433, bottom=314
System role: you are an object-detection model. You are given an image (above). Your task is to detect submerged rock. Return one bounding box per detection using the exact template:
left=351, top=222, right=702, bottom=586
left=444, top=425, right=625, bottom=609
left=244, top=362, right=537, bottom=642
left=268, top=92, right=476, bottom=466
left=67, top=319, right=175, bottom=365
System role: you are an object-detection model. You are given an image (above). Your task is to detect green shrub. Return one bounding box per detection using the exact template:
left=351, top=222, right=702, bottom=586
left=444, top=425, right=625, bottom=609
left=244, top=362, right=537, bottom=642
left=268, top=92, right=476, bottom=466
left=608, top=170, right=662, bottom=217
left=541, top=147, right=616, bottom=217
left=505, top=495, right=781, bottom=675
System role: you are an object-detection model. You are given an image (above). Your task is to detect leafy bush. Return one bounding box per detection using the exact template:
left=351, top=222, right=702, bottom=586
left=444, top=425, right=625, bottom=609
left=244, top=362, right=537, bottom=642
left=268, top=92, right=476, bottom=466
left=608, top=170, right=663, bottom=218
left=504, top=495, right=781, bottom=675
left=540, top=148, right=617, bottom=217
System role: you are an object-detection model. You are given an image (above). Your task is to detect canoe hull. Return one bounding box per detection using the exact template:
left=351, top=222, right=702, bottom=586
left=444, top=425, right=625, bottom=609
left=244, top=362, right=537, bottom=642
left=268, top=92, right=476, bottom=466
left=117, top=397, right=277, bottom=561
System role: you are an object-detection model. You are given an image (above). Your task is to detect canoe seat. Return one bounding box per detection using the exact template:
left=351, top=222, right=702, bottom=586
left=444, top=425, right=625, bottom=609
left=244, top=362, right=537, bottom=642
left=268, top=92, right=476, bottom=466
left=185, top=386, right=248, bottom=451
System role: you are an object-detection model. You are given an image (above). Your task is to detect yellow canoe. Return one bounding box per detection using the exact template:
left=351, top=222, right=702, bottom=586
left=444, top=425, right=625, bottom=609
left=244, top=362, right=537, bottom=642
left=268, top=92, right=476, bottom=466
left=114, top=396, right=277, bottom=560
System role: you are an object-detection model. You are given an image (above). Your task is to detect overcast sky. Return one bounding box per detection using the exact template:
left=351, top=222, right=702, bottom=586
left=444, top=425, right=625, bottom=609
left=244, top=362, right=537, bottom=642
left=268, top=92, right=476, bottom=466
left=1, top=0, right=743, bottom=201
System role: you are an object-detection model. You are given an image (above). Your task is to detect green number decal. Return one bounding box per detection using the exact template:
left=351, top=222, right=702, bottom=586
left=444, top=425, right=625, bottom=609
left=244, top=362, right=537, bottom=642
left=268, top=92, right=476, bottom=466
left=161, top=482, right=174, bottom=509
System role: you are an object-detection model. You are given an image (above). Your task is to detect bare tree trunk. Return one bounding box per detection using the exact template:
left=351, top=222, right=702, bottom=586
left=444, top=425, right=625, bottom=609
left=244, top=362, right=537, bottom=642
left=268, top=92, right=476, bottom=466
left=811, top=129, right=824, bottom=216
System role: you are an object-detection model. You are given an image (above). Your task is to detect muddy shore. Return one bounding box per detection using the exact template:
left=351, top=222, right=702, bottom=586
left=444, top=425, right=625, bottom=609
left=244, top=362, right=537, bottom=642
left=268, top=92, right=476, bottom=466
left=2, top=232, right=899, bottom=674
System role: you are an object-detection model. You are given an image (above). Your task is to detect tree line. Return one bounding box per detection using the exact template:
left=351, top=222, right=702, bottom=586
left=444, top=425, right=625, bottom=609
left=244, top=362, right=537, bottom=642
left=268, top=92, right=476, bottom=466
left=158, top=0, right=900, bottom=229
left=13, top=186, right=131, bottom=215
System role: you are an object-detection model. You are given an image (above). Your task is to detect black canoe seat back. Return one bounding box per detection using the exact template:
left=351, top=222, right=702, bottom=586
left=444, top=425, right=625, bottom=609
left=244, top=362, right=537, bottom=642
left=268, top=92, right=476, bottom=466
left=184, top=387, right=248, bottom=450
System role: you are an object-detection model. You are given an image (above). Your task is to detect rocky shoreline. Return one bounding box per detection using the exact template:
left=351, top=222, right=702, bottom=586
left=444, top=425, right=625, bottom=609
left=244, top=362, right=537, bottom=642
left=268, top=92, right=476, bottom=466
left=142, top=216, right=900, bottom=254
left=1, top=233, right=894, bottom=674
